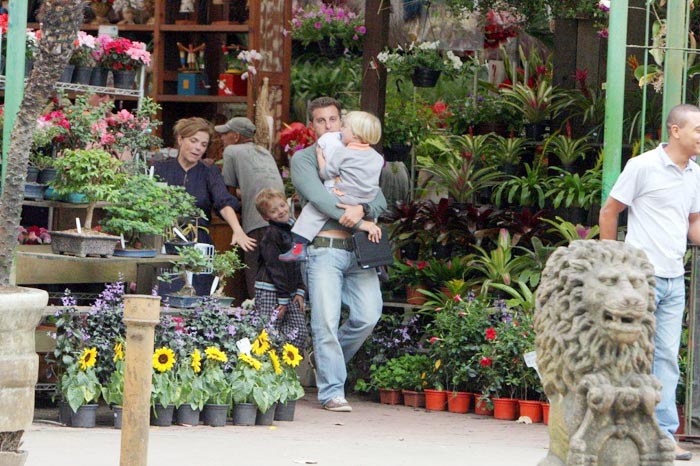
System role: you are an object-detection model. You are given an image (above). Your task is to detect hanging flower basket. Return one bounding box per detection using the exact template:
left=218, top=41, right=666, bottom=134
left=412, top=67, right=441, bottom=87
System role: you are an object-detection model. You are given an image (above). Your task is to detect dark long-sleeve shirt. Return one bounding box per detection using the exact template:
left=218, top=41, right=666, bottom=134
left=255, top=220, right=305, bottom=304
left=154, top=158, right=240, bottom=225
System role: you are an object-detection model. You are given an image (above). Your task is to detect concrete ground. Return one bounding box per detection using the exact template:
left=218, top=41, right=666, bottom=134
left=21, top=395, right=700, bottom=466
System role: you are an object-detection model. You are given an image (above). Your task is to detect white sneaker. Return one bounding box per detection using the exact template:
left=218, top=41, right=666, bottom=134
left=323, top=397, right=352, bottom=412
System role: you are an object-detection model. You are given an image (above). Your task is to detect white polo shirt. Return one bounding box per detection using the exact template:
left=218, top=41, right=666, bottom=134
left=609, top=144, right=700, bottom=278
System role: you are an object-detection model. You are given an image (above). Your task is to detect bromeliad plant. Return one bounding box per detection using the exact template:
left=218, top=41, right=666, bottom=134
left=151, top=346, right=178, bottom=409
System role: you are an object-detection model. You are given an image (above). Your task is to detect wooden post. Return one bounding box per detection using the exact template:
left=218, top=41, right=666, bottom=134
left=360, top=0, right=390, bottom=149
left=119, top=295, right=161, bottom=466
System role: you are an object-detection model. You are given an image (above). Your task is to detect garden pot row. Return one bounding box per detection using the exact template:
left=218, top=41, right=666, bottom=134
left=376, top=389, right=549, bottom=424
left=60, top=401, right=297, bottom=428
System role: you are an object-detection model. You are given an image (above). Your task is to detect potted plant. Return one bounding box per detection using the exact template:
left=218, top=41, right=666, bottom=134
left=200, top=346, right=231, bottom=427
left=162, top=247, right=212, bottom=307
left=49, top=148, right=125, bottom=257
left=377, top=40, right=466, bottom=87
left=151, top=346, right=178, bottom=426
left=488, top=135, right=528, bottom=173
left=274, top=343, right=305, bottom=421
left=383, top=94, right=437, bottom=161
left=543, top=134, right=592, bottom=170
left=60, top=347, right=102, bottom=428
left=388, top=354, right=431, bottom=408
left=98, top=35, right=151, bottom=89
left=389, top=259, right=429, bottom=305
left=174, top=348, right=208, bottom=426
left=289, top=3, right=366, bottom=55
left=69, top=30, right=97, bottom=84
left=501, top=80, right=565, bottom=140
left=101, top=174, right=203, bottom=257
left=211, top=248, right=246, bottom=304
left=101, top=340, right=125, bottom=428
left=230, top=340, right=279, bottom=426
left=493, top=163, right=551, bottom=209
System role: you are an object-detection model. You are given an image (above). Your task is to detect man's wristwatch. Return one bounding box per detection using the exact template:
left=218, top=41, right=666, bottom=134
left=361, top=203, right=370, bottom=216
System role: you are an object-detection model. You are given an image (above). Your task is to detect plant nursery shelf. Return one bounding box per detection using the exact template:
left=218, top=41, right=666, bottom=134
left=0, top=76, right=142, bottom=98
left=27, top=23, right=156, bottom=32
left=155, top=94, right=247, bottom=103
left=160, top=24, right=249, bottom=33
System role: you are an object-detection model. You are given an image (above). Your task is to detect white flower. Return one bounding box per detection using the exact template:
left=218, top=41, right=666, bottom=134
left=417, top=41, right=439, bottom=51
left=598, top=0, right=610, bottom=9
left=376, top=51, right=389, bottom=63
left=445, top=51, right=463, bottom=70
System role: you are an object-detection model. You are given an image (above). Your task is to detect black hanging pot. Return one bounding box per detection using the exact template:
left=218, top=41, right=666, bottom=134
left=412, top=67, right=441, bottom=87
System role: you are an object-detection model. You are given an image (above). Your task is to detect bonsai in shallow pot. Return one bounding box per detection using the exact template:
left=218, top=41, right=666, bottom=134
left=49, top=148, right=125, bottom=257
left=101, top=174, right=203, bottom=257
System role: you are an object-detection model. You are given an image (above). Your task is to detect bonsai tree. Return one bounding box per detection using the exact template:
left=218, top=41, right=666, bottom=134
left=101, top=174, right=203, bottom=249
left=0, top=0, right=84, bottom=459
left=211, top=248, right=246, bottom=297
left=51, top=148, right=125, bottom=231
left=170, top=247, right=211, bottom=296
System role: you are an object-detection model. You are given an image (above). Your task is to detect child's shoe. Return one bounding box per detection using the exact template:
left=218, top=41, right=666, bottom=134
left=279, top=243, right=307, bottom=262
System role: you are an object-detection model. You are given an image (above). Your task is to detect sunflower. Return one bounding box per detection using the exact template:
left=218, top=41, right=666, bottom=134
left=269, top=349, right=282, bottom=375
left=191, top=349, right=202, bottom=373
left=239, top=353, right=262, bottom=370
left=153, top=347, right=176, bottom=373
left=282, top=343, right=303, bottom=368
left=113, top=341, right=124, bottom=362
left=251, top=329, right=270, bottom=356
left=204, top=346, right=227, bottom=363
left=79, top=347, right=98, bottom=371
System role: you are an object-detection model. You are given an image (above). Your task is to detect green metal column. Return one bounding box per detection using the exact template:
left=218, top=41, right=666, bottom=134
left=661, top=0, right=688, bottom=140
left=601, top=0, right=629, bottom=201
left=1, top=0, right=28, bottom=187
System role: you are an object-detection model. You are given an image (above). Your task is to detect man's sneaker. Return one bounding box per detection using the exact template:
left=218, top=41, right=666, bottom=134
left=675, top=444, right=693, bottom=461
left=279, top=243, right=307, bottom=262
left=323, top=397, right=352, bottom=412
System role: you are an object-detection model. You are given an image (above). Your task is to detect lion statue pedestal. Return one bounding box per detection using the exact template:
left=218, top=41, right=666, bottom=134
left=535, top=240, right=675, bottom=466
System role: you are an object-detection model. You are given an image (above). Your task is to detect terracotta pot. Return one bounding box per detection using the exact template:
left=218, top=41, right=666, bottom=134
left=424, top=389, right=447, bottom=411
left=518, top=400, right=542, bottom=423
left=541, top=402, right=550, bottom=425
left=446, top=391, right=471, bottom=414
left=493, top=397, right=518, bottom=420
left=474, top=397, right=494, bottom=416
left=378, top=388, right=402, bottom=405
left=406, top=285, right=427, bottom=305
left=401, top=390, right=425, bottom=408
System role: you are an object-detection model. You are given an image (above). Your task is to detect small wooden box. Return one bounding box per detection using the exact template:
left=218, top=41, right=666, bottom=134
left=177, top=72, right=209, bottom=95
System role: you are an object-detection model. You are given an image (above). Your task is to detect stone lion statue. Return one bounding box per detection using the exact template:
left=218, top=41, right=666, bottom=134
left=535, top=240, right=675, bottom=465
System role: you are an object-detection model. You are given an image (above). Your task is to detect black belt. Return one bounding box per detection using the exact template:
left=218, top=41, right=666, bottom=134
left=312, top=236, right=354, bottom=251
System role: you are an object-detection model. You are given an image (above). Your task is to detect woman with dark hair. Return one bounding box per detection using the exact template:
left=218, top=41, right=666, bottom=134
left=153, top=117, right=255, bottom=250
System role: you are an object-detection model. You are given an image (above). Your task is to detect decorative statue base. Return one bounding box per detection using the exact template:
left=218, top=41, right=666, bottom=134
left=535, top=240, right=675, bottom=466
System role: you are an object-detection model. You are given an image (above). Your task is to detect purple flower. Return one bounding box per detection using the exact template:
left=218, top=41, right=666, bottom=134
left=314, top=21, right=322, bottom=29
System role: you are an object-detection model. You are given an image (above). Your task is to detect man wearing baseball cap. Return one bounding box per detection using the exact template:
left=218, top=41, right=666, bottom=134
left=217, top=117, right=285, bottom=299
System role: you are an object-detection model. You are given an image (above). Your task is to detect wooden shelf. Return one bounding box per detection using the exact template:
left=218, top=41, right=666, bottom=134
left=155, top=94, right=247, bottom=103
left=28, top=23, right=155, bottom=32
left=160, top=24, right=249, bottom=33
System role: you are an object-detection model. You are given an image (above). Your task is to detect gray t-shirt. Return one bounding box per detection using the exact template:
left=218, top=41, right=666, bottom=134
left=609, top=144, right=700, bottom=277
left=222, top=142, right=284, bottom=233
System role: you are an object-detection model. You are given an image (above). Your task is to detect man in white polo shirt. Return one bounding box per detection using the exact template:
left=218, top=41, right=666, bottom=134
left=599, top=103, right=700, bottom=461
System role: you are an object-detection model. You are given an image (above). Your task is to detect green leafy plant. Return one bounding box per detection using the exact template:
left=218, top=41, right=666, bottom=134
left=383, top=93, right=437, bottom=148
left=493, top=163, right=550, bottom=208
left=102, top=175, right=203, bottom=248
left=174, top=348, right=208, bottom=411
left=101, top=340, right=125, bottom=406
left=488, top=135, right=528, bottom=166
left=170, top=247, right=211, bottom=296
left=389, top=259, right=429, bottom=287
left=276, top=343, right=305, bottom=404
left=201, top=346, right=232, bottom=406
left=468, top=229, right=530, bottom=293
left=545, top=166, right=601, bottom=210
left=542, top=216, right=601, bottom=245
left=61, top=347, right=102, bottom=412
left=50, top=148, right=125, bottom=230
left=231, top=350, right=278, bottom=413
left=151, top=346, right=178, bottom=408
left=212, top=248, right=246, bottom=297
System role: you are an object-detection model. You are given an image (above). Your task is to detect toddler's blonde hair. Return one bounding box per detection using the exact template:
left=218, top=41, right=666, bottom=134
left=255, top=188, right=287, bottom=217
left=343, top=111, right=381, bottom=145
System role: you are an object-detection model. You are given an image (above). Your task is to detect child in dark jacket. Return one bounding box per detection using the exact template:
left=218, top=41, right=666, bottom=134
left=253, top=188, right=307, bottom=350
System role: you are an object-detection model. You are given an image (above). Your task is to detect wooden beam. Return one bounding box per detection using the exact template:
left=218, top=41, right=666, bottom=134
left=360, top=0, right=390, bottom=150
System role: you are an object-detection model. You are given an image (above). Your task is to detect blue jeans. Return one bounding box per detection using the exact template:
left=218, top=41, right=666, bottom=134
left=306, top=245, right=382, bottom=404
left=653, top=275, right=686, bottom=439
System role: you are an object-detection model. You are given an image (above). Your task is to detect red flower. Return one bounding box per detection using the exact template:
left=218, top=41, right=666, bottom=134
left=415, top=261, right=427, bottom=270
left=278, top=122, right=316, bottom=158
left=480, top=357, right=493, bottom=367
left=429, top=336, right=440, bottom=344
left=172, top=317, right=185, bottom=333
left=0, top=14, right=8, bottom=34
left=485, top=327, right=496, bottom=341
left=453, top=294, right=462, bottom=302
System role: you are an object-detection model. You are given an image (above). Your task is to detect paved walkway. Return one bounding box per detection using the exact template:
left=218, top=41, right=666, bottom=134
left=23, top=395, right=700, bottom=466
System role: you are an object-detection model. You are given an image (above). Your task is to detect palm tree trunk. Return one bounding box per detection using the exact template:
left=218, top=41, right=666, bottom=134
left=0, top=0, right=84, bottom=286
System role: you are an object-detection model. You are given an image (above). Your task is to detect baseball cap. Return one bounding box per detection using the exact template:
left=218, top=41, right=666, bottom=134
left=214, top=117, right=256, bottom=138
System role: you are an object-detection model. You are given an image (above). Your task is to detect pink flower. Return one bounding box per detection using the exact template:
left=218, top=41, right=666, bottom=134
left=314, top=21, right=322, bottom=29
left=429, top=336, right=440, bottom=344
left=454, top=294, right=462, bottom=302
